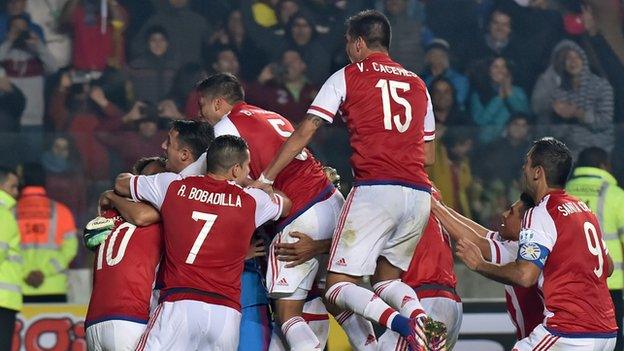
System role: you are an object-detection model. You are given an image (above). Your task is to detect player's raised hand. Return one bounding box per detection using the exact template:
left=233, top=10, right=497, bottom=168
left=98, top=190, right=114, bottom=215
left=456, top=238, right=485, bottom=271
left=246, top=239, right=266, bottom=259
left=276, top=231, right=326, bottom=268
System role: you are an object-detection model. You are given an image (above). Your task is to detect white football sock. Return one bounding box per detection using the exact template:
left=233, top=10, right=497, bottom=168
left=373, top=279, right=426, bottom=318
left=325, top=282, right=400, bottom=329
left=281, top=316, right=322, bottom=351
left=335, top=311, right=378, bottom=350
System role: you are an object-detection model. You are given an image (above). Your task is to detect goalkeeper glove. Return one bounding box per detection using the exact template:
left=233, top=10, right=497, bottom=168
left=83, top=216, right=115, bottom=251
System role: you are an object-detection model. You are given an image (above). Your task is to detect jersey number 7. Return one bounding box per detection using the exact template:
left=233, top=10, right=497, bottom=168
left=375, top=79, right=412, bottom=133
left=186, top=211, right=218, bottom=264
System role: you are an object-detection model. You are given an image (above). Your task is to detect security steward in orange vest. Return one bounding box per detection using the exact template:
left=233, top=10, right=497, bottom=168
left=16, top=163, right=77, bottom=302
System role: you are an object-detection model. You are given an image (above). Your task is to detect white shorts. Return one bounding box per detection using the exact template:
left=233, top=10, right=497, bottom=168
left=328, top=185, right=430, bottom=276
left=267, top=191, right=344, bottom=296
left=268, top=297, right=330, bottom=351
left=376, top=297, right=463, bottom=350
left=135, top=300, right=241, bottom=351
left=513, top=324, right=616, bottom=351
left=86, top=319, right=146, bottom=351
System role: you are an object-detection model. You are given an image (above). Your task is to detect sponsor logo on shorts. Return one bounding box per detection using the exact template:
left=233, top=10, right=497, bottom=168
left=277, top=278, right=289, bottom=286
left=520, top=243, right=541, bottom=261
left=335, top=258, right=347, bottom=266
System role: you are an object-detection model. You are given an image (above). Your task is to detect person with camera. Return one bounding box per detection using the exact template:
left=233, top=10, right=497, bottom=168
left=0, top=14, right=57, bottom=161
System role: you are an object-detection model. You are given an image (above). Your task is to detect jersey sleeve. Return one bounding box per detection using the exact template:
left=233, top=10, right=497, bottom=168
left=485, top=232, right=519, bottom=265
left=214, top=116, right=241, bottom=138
left=130, top=172, right=181, bottom=210
left=180, top=153, right=207, bottom=177
left=423, top=87, right=435, bottom=141
left=517, top=205, right=557, bottom=269
left=306, top=67, right=346, bottom=123
left=244, top=188, right=284, bottom=228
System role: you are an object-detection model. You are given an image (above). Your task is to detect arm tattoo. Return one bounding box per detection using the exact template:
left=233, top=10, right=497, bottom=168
left=306, top=114, right=324, bottom=127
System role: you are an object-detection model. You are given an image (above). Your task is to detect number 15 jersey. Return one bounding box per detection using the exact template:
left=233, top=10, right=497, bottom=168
left=308, top=52, right=435, bottom=190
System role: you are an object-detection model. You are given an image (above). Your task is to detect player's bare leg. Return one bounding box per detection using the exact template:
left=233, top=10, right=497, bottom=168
left=371, top=257, right=447, bottom=351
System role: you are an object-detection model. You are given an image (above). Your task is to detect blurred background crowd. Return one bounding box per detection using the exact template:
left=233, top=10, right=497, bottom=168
left=0, top=0, right=622, bottom=289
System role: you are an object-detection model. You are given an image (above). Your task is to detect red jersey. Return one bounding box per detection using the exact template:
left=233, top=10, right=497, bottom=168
left=485, top=232, right=544, bottom=339
left=307, top=52, right=435, bottom=190
left=214, top=102, right=333, bottom=229
left=519, top=190, right=617, bottom=337
left=130, top=173, right=283, bottom=311
left=402, top=213, right=459, bottom=301
left=85, top=209, right=162, bottom=327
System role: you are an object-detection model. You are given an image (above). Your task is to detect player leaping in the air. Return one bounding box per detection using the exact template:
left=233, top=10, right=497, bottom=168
left=254, top=9, right=444, bottom=351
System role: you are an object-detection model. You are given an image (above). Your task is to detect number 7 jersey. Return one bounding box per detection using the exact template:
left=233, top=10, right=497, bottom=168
left=308, top=52, right=435, bottom=190
left=518, top=190, right=617, bottom=337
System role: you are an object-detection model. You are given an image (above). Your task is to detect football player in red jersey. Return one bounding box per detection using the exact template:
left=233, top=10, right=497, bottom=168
left=85, top=157, right=166, bottom=351
left=458, top=138, right=617, bottom=350
left=256, top=9, right=443, bottom=350
left=113, top=135, right=292, bottom=350
left=195, top=73, right=377, bottom=351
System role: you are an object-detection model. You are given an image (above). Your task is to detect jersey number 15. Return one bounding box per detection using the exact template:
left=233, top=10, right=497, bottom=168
left=375, top=79, right=412, bottom=133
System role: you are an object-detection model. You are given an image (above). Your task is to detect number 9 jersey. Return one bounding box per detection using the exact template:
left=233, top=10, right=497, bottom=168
left=517, top=190, right=617, bottom=337
left=307, top=52, right=435, bottom=190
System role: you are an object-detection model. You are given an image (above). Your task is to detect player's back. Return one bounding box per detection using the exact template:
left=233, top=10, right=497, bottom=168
left=86, top=209, right=162, bottom=327
left=402, top=214, right=457, bottom=295
left=215, top=102, right=331, bottom=223
left=529, top=190, right=616, bottom=335
left=157, top=176, right=263, bottom=311
left=310, top=53, right=434, bottom=189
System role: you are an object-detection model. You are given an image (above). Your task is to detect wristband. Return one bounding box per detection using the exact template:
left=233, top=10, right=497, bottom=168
left=258, top=173, right=274, bottom=185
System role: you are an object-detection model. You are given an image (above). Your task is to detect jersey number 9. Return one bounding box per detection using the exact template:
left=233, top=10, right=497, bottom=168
left=584, top=221, right=605, bottom=278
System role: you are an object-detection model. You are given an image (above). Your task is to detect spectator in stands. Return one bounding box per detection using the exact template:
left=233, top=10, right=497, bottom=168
left=16, top=163, right=78, bottom=303
left=427, top=128, right=475, bottom=218
left=60, top=0, right=128, bottom=70
left=41, top=135, right=87, bottom=225
left=247, top=49, right=318, bottom=125
left=281, top=12, right=331, bottom=84
left=207, top=9, right=266, bottom=81
left=476, top=112, right=531, bottom=188
left=383, top=0, right=425, bottom=73
left=0, top=15, right=57, bottom=161
left=429, top=76, right=471, bottom=138
left=470, top=56, right=529, bottom=144
left=128, top=25, right=179, bottom=104
left=27, top=0, right=72, bottom=67
left=532, top=39, right=614, bottom=156
left=0, top=0, right=45, bottom=43
left=132, top=0, right=211, bottom=65
left=0, top=66, right=24, bottom=132
left=48, top=68, right=127, bottom=181
left=210, top=45, right=241, bottom=78
left=421, top=39, right=469, bottom=110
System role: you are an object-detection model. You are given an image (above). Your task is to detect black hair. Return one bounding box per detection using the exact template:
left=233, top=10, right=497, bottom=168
left=170, top=120, right=215, bottom=161
left=508, top=112, right=531, bottom=125
left=346, top=10, right=391, bottom=51
left=145, top=25, right=169, bottom=41
left=196, top=73, right=245, bottom=105
left=519, top=192, right=536, bottom=210
left=0, top=166, right=17, bottom=185
left=22, top=162, right=46, bottom=187
left=286, top=12, right=316, bottom=44
left=528, top=137, right=573, bottom=188
left=470, top=55, right=515, bottom=105
left=205, top=135, right=249, bottom=174
left=132, top=156, right=166, bottom=175
left=576, top=147, right=609, bottom=169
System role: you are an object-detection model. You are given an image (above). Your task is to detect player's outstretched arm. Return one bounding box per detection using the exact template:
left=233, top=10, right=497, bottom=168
left=261, top=114, right=324, bottom=182
left=438, top=202, right=490, bottom=237
left=432, top=199, right=492, bottom=260
left=424, top=140, right=435, bottom=166
left=101, top=190, right=161, bottom=226
left=114, top=173, right=133, bottom=197
left=456, top=239, right=540, bottom=288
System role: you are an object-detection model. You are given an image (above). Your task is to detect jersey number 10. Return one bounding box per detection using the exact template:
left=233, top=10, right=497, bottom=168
left=96, top=222, right=136, bottom=270
left=375, top=79, right=412, bottom=133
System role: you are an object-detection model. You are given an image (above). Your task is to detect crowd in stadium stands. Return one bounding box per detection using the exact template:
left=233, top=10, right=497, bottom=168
left=0, top=0, right=623, bottom=266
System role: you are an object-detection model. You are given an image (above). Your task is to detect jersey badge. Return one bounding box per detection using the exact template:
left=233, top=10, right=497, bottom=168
left=519, top=243, right=541, bottom=261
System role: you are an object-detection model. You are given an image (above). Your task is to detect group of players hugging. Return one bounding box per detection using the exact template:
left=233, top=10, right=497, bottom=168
left=81, top=9, right=618, bottom=351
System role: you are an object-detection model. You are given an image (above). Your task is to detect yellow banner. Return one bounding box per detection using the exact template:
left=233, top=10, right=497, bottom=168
left=14, top=304, right=87, bottom=351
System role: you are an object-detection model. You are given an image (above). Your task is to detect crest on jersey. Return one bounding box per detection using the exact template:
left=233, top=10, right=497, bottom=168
left=519, top=229, right=536, bottom=244
left=519, top=242, right=541, bottom=261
